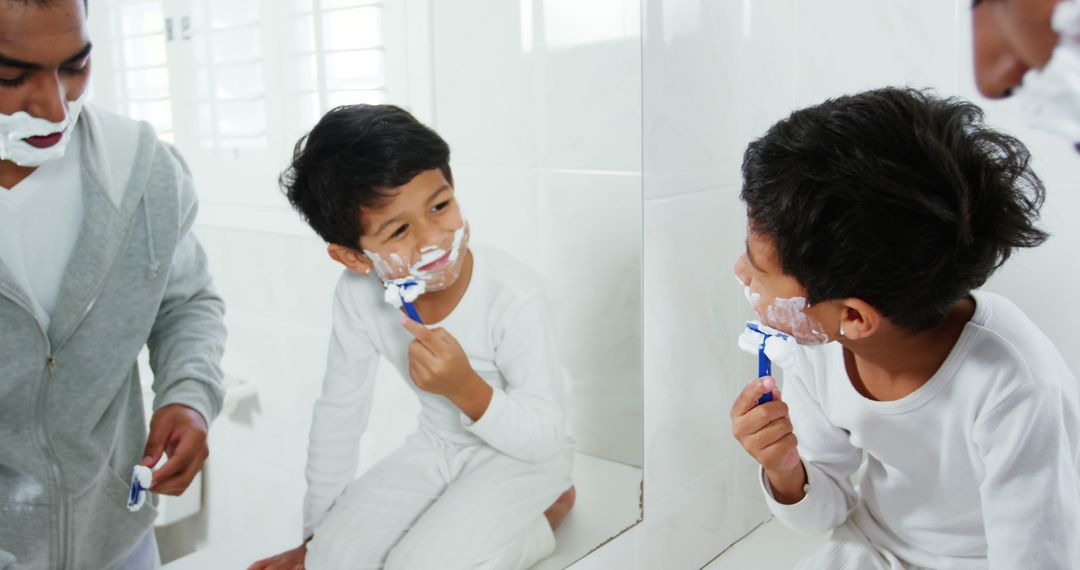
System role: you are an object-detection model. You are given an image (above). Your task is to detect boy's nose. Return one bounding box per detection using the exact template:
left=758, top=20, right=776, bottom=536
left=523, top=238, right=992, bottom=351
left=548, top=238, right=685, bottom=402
left=415, top=223, right=445, bottom=251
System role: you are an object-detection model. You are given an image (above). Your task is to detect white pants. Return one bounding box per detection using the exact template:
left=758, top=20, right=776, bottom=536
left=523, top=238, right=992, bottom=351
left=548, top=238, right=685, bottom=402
left=307, top=427, right=573, bottom=570
left=795, top=521, right=927, bottom=570
left=120, top=530, right=160, bottom=570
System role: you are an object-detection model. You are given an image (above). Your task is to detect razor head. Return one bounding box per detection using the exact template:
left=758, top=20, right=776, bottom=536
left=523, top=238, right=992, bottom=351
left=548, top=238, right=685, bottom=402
left=383, top=277, right=426, bottom=308
left=127, top=465, right=152, bottom=512
left=745, top=321, right=788, bottom=340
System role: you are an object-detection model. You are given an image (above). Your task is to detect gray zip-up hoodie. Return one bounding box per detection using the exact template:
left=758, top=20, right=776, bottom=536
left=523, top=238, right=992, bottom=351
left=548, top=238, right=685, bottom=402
left=0, top=105, right=226, bottom=569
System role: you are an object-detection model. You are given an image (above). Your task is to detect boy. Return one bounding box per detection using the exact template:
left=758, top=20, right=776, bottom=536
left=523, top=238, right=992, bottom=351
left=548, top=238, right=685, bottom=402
left=251, top=105, right=574, bottom=570
left=731, top=88, right=1080, bottom=568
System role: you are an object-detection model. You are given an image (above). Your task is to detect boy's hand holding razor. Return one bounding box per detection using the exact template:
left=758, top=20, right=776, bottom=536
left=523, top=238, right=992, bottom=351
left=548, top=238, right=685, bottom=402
left=730, top=378, right=806, bottom=504
left=731, top=321, right=806, bottom=504
left=402, top=317, right=493, bottom=422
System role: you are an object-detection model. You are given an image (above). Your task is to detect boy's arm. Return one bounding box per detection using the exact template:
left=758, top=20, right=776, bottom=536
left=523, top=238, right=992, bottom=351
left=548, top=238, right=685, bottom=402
left=463, top=291, right=565, bottom=464
left=759, top=360, right=863, bottom=535
left=974, top=382, right=1080, bottom=569
left=302, top=278, right=381, bottom=539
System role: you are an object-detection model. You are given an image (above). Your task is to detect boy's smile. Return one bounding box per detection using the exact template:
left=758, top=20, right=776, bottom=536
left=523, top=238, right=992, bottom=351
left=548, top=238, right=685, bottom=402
left=417, top=249, right=452, bottom=272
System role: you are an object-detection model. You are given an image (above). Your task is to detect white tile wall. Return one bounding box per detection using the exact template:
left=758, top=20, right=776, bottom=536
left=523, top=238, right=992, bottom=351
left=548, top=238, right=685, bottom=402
left=432, top=0, right=644, bottom=468
left=431, top=0, right=538, bottom=168
left=791, top=0, right=962, bottom=106
left=538, top=1, right=641, bottom=173
left=642, top=188, right=755, bottom=505
left=642, top=0, right=741, bottom=199
left=536, top=171, right=643, bottom=465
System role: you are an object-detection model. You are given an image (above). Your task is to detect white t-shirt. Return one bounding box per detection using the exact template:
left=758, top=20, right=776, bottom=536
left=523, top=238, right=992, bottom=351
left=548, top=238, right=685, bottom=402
left=0, top=135, right=83, bottom=329
left=303, top=246, right=568, bottom=538
left=763, top=290, right=1080, bottom=569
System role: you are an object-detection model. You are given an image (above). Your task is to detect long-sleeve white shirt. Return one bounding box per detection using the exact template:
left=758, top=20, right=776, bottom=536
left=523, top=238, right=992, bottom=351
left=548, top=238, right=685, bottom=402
left=303, top=247, right=568, bottom=538
left=762, top=290, right=1080, bottom=569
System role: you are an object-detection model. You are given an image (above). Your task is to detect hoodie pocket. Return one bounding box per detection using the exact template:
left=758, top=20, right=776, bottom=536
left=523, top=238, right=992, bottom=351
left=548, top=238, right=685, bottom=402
left=68, top=469, right=159, bottom=570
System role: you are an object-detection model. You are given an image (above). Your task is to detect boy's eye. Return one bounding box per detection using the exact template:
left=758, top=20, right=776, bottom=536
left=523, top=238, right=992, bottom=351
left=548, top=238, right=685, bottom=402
left=389, top=224, right=408, bottom=240
left=431, top=200, right=451, bottom=213
left=60, top=66, right=88, bottom=77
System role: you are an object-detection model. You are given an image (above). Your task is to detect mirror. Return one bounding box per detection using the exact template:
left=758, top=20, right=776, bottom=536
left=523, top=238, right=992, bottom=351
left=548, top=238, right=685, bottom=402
left=88, top=0, right=642, bottom=568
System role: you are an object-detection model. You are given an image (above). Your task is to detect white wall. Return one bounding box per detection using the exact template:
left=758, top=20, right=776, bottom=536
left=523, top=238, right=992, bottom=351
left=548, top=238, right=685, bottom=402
left=566, top=1, right=1080, bottom=568
left=430, top=0, right=643, bottom=467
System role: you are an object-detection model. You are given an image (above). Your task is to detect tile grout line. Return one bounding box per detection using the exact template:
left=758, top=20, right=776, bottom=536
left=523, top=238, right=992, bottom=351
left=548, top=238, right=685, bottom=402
left=698, top=516, right=774, bottom=569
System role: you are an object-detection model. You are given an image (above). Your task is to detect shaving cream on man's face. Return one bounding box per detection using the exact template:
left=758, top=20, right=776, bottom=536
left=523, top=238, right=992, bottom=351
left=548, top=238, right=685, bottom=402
left=0, top=89, right=88, bottom=168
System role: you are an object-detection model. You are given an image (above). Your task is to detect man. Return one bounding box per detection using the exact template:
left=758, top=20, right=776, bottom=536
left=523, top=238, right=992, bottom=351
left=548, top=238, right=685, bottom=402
left=0, top=1, right=226, bottom=568
left=972, top=0, right=1080, bottom=145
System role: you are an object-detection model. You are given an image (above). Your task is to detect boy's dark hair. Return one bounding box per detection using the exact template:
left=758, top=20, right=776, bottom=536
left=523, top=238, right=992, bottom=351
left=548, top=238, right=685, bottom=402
left=741, top=87, right=1048, bottom=332
left=281, top=104, right=453, bottom=248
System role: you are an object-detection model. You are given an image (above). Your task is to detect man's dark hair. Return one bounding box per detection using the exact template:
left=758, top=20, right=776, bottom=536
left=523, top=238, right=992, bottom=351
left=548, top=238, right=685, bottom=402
left=741, top=87, right=1048, bottom=332
left=281, top=104, right=453, bottom=248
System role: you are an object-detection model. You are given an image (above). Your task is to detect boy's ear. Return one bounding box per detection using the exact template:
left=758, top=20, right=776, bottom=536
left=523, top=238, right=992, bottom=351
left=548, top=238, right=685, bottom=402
left=327, top=244, right=374, bottom=276
left=838, top=298, right=881, bottom=341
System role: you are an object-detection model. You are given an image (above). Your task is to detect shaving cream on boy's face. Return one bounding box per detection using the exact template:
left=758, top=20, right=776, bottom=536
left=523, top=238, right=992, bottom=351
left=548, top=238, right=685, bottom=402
left=0, top=88, right=89, bottom=168
left=1013, top=1, right=1080, bottom=145
left=363, top=214, right=471, bottom=294
left=734, top=239, right=832, bottom=346
left=741, top=282, right=830, bottom=346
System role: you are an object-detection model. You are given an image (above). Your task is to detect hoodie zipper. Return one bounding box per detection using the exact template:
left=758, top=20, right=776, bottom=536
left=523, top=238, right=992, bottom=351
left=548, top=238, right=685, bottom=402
left=37, top=349, right=69, bottom=570
left=42, top=282, right=118, bottom=570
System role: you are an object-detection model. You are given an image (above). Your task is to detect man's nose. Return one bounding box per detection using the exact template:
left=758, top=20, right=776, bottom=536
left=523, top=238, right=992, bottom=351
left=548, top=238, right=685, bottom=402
left=972, top=6, right=1030, bottom=100
left=975, top=52, right=1029, bottom=99
left=26, top=73, right=69, bottom=124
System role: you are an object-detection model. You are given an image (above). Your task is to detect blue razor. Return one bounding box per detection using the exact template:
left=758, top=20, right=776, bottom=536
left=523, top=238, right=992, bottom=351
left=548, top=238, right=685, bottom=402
left=395, top=278, right=424, bottom=324
left=128, top=480, right=143, bottom=506
left=403, top=300, right=423, bottom=324
left=746, top=322, right=786, bottom=405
